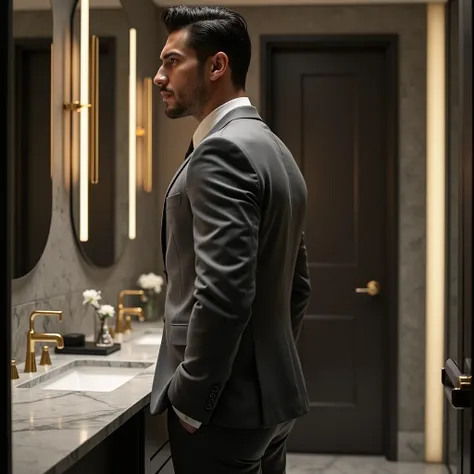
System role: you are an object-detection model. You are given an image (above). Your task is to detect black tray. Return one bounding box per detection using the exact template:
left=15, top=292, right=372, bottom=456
left=55, top=341, right=121, bottom=356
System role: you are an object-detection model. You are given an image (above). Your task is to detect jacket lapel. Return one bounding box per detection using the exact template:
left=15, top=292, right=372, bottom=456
left=161, top=153, right=193, bottom=278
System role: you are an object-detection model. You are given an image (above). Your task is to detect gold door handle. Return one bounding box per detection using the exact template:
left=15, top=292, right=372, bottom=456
left=355, top=280, right=381, bottom=296
left=442, top=358, right=472, bottom=409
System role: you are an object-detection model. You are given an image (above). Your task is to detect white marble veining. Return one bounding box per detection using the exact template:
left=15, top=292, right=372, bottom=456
left=286, top=454, right=449, bottom=474
left=11, top=322, right=162, bottom=474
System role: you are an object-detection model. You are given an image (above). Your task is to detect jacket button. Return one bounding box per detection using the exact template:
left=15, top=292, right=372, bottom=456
left=208, top=398, right=215, bottom=404
left=205, top=404, right=212, bottom=411
left=210, top=392, right=217, bottom=399
left=211, top=386, right=219, bottom=393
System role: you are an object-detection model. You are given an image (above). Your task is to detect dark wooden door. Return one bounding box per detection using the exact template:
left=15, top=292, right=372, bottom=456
left=442, top=0, right=474, bottom=474
left=459, top=0, right=472, bottom=471
left=266, top=40, right=395, bottom=454
left=442, top=1, right=472, bottom=472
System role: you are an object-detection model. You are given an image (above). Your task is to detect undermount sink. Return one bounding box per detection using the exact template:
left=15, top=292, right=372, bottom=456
left=17, top=359, right=152, bottom=393
left=132, top=329, right=163, bottom=346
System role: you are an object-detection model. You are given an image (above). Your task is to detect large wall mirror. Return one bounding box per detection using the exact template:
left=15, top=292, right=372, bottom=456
left=70, top=0, right=130, bottom=268
left=12, top=0, right=53, bottom=279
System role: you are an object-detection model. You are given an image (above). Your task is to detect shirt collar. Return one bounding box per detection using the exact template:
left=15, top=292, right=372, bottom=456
left=192, top=97, right=252, bottom=148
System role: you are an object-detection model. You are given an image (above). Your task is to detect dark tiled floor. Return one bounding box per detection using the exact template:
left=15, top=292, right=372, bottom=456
left=286, top=454, right=449, bottom=474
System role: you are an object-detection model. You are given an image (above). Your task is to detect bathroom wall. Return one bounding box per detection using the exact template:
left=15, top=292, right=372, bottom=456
left=154, top=3, right=428, bottom=461
left=11, top=1, right=163, bottom=363
left=11, top=0, right=428, bottom=461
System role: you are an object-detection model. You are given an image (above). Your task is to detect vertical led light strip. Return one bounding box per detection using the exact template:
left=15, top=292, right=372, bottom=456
left=50, top=43, right=53, bottom=179
left=144, top=77, right=153, bottom=193
left=425, top=3, right=446, bottom=463
left=79, top=0, right=90, bottom=242
left=129, top=28, right=137, bottom=240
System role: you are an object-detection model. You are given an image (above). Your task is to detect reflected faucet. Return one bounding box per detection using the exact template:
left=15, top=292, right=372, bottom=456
left=115, top=290, right=146, bottom=335
left=24, top=310, right=64, bottom=373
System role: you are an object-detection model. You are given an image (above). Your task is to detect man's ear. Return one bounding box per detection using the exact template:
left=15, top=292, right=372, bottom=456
left=209, top=52, right=229, bottom=81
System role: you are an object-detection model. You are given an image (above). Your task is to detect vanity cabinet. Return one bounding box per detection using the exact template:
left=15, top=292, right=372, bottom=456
left=64, top=403, right=174, bottom=474
left=143, top=406, right=173, bottom=474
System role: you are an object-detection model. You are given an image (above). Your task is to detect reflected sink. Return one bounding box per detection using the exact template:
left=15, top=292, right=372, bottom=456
left=17, top=359, right=152, bottom=393
left=132, top=329, right=163, bottom=346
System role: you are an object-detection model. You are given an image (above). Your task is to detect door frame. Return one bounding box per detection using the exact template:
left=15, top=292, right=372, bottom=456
left=260, top=35, right=399, bottom=461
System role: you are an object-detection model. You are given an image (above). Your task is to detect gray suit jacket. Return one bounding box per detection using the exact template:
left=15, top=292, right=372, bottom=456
left=150, top=106, right=311, bottom=429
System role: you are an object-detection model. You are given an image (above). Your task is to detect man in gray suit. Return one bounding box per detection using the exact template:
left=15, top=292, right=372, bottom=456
left=150, top=5, right=311, bottom=473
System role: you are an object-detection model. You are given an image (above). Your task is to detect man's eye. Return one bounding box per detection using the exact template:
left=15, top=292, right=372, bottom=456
left=169, top=58, right=177, bottom=65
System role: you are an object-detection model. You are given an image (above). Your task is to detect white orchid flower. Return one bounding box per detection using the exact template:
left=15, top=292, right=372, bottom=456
left=137, top=273, right=165, bottom=291
left=82, top=289, right=102, bottom=309
left=97, top=304, right=115, bottom=319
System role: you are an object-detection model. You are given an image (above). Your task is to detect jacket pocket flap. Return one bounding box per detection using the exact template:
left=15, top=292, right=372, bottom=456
left=165, top=192, right=182, bottom=210
left=169, top=323, right=188, bottom=346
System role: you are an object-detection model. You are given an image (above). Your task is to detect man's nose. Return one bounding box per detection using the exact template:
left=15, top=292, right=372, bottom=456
left=154, top=68, right=167, bottom=88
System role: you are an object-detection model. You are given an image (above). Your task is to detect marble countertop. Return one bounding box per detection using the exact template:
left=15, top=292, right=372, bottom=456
left=11, top=321, right=163, bottom=474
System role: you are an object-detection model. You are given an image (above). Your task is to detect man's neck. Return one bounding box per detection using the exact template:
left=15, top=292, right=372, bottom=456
left=196, top=90, right=246, bottom=122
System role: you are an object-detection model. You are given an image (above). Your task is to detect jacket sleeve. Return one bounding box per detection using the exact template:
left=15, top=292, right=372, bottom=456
left=290, top=233, right=311, bottom=343
left=167, top=137, right=261, bottom=424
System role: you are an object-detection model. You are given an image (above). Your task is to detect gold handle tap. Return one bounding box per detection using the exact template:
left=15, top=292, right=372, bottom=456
left=24, top=310, right=64, bottom=373
left=11, top=360, right=19, bottom=380
left=115, top=290, right=145, bottom=335
left=39, top=346, right=52, bottom=366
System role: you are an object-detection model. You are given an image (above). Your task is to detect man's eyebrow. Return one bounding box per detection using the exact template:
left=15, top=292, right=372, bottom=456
left=161, top=51, right=184, bottom=61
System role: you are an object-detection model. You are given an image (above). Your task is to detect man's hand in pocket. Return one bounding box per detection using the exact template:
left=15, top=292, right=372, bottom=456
left=180, top=419, right=198, bottom=434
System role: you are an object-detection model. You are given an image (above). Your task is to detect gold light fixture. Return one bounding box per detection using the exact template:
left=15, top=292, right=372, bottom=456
left=90, top=35, right=99, bottom=184
left=64, top=0, right=100, bottom=242
left=79, top=0, right=90, bottom=242
left=425, top=2, right=446, bottom=463
left=50, top=43, right=53, bottom=179
left=136, top=77, right=153, bottom=193
left=64, top=0, right=91, bottom=242
left=129, top=28, right=137, bottom=240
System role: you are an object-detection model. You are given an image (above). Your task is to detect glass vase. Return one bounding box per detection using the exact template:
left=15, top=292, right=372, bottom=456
left=142, top=291, right=160, bottom=322
left=96, top=319, right=114, bottom=347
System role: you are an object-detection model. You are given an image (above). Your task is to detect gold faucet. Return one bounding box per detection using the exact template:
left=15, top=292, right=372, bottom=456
left=115, top=290, right=145, bottom=335
left=11, top=360, right=19, bottom=380
left=24, top=310, right=64, bottom=373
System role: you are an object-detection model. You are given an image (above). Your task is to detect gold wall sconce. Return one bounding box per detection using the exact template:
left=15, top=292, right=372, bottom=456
left=136, top=77, right=153, bottom=193
left=89, top=35, right=99, bottom=185
left=63, top=0, right=99, bottom=242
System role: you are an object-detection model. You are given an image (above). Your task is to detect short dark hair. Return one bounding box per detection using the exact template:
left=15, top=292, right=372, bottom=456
left=161, top=5, right=251, bottom=90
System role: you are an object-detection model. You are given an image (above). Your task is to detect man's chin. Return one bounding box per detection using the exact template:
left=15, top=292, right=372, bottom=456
left=164, top=105, right=190, bottom=119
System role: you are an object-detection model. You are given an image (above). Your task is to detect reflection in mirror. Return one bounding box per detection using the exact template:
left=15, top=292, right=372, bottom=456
left=70, top=0, right=129, bottom=268
left=12, top=0, right=53, bottom=279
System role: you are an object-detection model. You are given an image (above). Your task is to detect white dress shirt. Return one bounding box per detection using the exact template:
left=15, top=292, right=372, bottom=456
left=172, top=96, right=252, bottom=429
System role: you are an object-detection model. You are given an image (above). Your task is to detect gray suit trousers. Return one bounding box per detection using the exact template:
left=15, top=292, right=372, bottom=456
left=167, top=407, right=295, bottom=474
